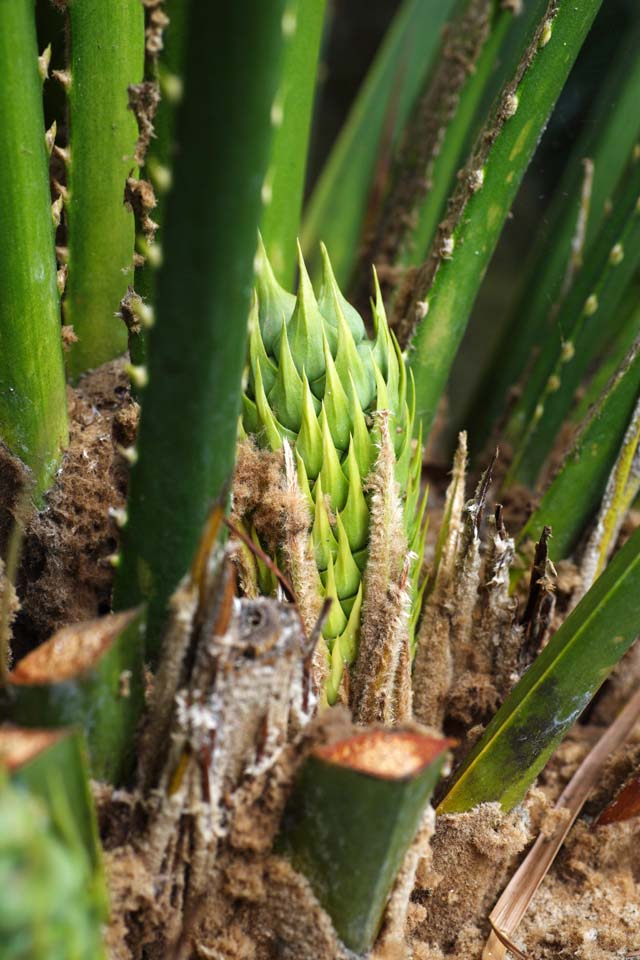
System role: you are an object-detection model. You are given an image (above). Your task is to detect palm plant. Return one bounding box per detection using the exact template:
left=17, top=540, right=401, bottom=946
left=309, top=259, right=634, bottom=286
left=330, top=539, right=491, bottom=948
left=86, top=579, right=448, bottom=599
left=1, top=1, right=640, bottom=957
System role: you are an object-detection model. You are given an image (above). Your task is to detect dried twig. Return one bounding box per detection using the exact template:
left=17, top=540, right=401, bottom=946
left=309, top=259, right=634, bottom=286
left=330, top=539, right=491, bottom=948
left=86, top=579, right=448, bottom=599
left=483, top=682, right=640, bottom=959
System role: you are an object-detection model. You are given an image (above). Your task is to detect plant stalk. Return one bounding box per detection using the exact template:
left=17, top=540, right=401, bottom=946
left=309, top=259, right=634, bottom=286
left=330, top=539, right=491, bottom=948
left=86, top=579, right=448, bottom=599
left=116, top=0, right=287, bottom=659
left=0, top=0, right=68, bottom=496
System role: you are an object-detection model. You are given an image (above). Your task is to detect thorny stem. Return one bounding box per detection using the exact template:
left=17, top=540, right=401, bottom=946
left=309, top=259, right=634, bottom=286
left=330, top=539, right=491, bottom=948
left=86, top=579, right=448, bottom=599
left=351, top=0, right=498, bottom=308
left=116, top=1, right=288, bottom=659
left=63, top=0, right=145, bottom=378
left=0, top=0, right=68, bottom=496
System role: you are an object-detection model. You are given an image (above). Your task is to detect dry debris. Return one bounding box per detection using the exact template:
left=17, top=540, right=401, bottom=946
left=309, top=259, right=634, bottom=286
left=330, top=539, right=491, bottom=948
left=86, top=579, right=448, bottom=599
left=8, top=360, right=137, bottom=659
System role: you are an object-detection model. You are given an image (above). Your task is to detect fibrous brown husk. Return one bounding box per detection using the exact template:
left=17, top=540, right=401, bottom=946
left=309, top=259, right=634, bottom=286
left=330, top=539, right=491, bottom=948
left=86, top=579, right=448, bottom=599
left=409, top=800, right=540, bottom=959
left=11, top=360, right=137, bottom=658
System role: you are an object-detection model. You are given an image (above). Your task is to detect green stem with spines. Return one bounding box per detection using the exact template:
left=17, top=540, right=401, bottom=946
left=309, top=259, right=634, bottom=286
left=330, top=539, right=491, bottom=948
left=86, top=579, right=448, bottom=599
left=359, top=0, right=544, bottom=296
left=63, top=0, right=144, bottom=378
left=393, top=1, right=510, bottom=272
left=504, top=147, right=640, bottom=488
left=130, top=0, right=190, bottom=369
left=260, top=0, right=326, bottom=287
left=467, top=18, right=640, bottom=455
left=301, top=0, right=458, bottom=288
left=0, top=0, right=68, bottom=497
left=404, top=0, right=604, bottom=441
left=116, top=1, right=288, bottom=659
left=440, top=523, right=640, bottom=813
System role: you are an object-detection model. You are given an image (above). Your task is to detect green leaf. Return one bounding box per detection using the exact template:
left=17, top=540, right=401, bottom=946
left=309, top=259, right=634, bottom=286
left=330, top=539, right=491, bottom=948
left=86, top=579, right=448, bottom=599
left=570, top=289, right=640, bottom=427
left=518, top=344, right=640, bottom=565
left=468, top=18, right=640, bottom=455
left=287, top=246, right=326, bottom=382
left=260, top=0, right=326, bottom=287
left=4, top=728, right=106, bottom=898
left=439, top=524, right=640, bottom=813
left=301, top=0, right=457, bottom=287
left=505, top=147, right=640, bottom=487
left=405, top=0, right=605, bottom=441
left=268, top=320, right=305, bottom=431
left=255, top=233, right=296, bottom=354
left=0, top=737, right=107, bottom=960
left=394, top=2, right=515, bottom=272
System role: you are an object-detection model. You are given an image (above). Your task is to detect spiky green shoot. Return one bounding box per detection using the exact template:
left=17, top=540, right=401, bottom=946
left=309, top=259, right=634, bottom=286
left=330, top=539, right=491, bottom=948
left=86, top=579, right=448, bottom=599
left=242, top=241, right=427, bottom=704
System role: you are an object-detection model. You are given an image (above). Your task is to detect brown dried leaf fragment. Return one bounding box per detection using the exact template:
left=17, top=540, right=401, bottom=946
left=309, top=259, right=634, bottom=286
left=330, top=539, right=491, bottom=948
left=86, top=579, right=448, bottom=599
left=519, top=525, right=556, bottom=670
left=596, top=768, right=640, bottom=826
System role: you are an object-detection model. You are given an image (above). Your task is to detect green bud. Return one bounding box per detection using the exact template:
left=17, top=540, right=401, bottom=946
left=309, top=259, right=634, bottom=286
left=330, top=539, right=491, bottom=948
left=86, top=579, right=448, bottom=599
left=248, top=296, right=277, bottom=396
left=371, top=268, right=392, bottom=379
left=340, top=439, right=369, bottom=552
left=334, top=296, right=374, bottom=410
left=326, top=632, right=345, bottom=706
left=254, top=360, right=295, bottom=450
left=243, top=243, right=423, bottom=702
left=252, top=526, right=278, bottom=595
left=322, top=554, right=348, bottom=639
left=255, top=233, right=296, bottom=354
left=268, top=319, right=305, bottom=431
left=295, top=449, right=315, bottom=512
left=318, top=405, right=348, bottom=512
left=312, top=474, right=338, bottom=571
left=287, top=244, right=326, bottom=381
left=318, top=241, right=366, bottom=343
left=242, top=393, right=261, bottom=436
left=349, top=377, right=375, bottom=480
left=322, top=332, right=352, bottom=452
left=337, top=582, right=363, bottom=665
left=296, top=374, right=323, bottom=479
left=334, top=513, right=362, bottom=600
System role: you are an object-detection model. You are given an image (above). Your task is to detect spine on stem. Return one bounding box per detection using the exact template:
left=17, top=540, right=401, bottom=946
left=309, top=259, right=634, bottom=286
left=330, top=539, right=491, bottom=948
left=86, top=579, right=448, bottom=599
left=62, top=0, right=145, bottom=377
left=0, top=0, right=68, bottom=497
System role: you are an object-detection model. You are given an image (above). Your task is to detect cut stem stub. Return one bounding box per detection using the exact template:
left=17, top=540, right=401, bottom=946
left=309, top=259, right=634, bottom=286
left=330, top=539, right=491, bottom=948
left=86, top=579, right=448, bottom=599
left=277, top=728, right=450, bottom=953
